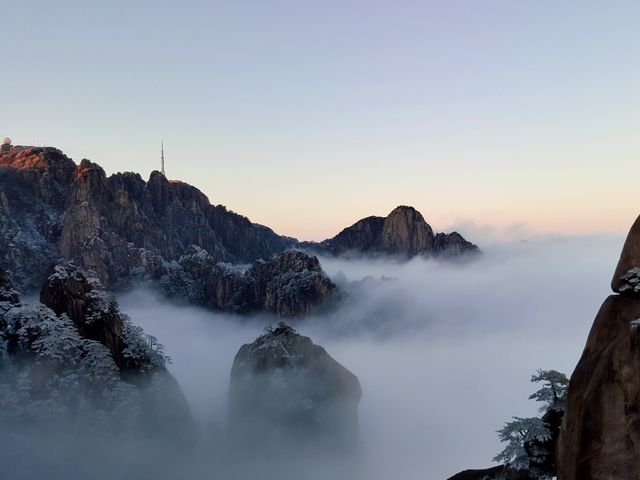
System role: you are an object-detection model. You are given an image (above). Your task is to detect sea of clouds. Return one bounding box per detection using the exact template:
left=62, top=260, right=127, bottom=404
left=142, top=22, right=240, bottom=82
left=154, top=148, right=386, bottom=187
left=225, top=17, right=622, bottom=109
left=117, top=233, right=623, bottom=480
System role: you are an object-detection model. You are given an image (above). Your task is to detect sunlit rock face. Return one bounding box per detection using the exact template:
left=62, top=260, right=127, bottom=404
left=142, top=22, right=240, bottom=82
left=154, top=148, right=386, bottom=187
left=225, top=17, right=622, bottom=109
left=303, top=205, right=479, bottom=259
left=557, top=215, right=640, bottom=480
left=0, top=265, right=194, bottom=439
left=228, top=324, right=362, bottom=452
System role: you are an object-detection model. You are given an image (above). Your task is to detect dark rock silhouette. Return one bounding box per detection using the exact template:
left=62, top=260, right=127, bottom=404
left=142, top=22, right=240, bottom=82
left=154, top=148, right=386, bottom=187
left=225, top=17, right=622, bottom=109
left=303, top=206, right=479, bottom=259
left=557, top=215, right=640, bottom=479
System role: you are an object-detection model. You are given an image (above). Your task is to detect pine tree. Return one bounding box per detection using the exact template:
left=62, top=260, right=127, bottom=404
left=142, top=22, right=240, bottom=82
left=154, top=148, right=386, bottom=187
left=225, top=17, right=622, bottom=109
left=528, top=369, right=569, bottom=413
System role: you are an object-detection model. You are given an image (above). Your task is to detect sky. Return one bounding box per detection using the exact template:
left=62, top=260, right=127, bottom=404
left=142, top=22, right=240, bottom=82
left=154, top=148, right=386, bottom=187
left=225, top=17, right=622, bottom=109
left=2, top=0, right=639, bottom=241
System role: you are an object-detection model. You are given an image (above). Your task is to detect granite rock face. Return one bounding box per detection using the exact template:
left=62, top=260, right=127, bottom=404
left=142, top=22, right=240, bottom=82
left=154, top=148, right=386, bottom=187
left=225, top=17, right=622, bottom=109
left=0, top=145, right=337, bottom=318
left=0, top=145, right=296, bottom=293
left=228, top=323, right=362, bottom=451
left=304, top=206, right=479, bottom=259
left=557, top=215, right=640, bottom=480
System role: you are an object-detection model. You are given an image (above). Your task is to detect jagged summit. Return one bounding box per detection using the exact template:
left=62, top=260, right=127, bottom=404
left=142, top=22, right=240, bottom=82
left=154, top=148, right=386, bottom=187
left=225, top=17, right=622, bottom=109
left=0, top=144, right=479, bottom=317
left=0, top=144, right=297, bottom=293
left=304, top=205, right=479, bottom=259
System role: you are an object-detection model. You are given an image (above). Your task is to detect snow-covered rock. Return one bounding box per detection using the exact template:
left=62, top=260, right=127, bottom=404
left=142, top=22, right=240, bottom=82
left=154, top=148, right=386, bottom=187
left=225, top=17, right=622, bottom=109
left=162, top=248, right=339, bottom=317
left=0, top=266, right=194, bottom=438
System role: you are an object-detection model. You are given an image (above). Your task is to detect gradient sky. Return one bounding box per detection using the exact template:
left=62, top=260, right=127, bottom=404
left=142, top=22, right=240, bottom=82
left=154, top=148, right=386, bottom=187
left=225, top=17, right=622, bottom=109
left=2, top=0, right=639, bottom=241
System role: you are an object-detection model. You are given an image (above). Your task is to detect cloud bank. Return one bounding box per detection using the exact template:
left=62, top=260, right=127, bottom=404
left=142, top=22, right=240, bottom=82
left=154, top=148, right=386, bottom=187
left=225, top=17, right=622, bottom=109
left=115, top=233, right=622, bottom=479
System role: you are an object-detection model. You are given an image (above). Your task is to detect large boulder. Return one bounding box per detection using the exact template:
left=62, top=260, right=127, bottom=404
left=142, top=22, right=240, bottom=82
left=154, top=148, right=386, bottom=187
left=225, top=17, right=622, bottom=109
left=557, top=215, right=640, bottom=479
left=228, top=323, right=362, bottom=451
left=557, top=294, right=640, bottom=479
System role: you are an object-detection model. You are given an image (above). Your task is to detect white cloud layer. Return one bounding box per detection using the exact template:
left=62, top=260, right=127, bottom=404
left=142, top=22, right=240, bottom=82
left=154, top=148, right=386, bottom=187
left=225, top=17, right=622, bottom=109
left=118, top=234, right=622, bottom=479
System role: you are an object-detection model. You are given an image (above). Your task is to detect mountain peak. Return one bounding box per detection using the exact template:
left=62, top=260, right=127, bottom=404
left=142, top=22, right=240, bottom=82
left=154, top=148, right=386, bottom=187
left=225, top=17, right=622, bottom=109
left=0, top=145, right=76, bottom=184
left=307, top=205, right=479, bottom=259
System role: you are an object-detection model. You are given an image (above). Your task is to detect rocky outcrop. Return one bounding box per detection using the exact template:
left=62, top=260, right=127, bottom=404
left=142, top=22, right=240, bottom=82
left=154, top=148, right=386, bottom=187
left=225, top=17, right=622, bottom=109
left=165, top=248, right=338, bottom=316
left=228, top=323, right=362, bottom=451
left=304, top=206, right=479, bottom=259
left=40, top=263, right=128, bottom=371
left=249, top=249, right=338, bottom=317
left=0, top=266, right=194, bottom=437
left=0, top=144, right=296, bottom=292
left=557, top=216, right=640, bottom=479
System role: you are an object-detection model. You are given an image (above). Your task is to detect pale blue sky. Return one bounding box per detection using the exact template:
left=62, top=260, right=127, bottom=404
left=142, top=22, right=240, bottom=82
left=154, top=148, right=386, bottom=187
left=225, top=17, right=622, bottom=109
left=2, top=0, right=639, bottom=240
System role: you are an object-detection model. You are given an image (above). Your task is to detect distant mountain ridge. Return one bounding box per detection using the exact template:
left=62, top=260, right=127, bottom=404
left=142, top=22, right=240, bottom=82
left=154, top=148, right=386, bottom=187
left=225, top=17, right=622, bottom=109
left=0, top=144, right=479, bottom=316
left=303, top=205, right=479, bottom=258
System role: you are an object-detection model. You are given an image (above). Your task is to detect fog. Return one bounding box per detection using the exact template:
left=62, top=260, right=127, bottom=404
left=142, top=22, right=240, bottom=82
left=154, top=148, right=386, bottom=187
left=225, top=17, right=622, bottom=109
left=115, top=234, right=622, bottom=480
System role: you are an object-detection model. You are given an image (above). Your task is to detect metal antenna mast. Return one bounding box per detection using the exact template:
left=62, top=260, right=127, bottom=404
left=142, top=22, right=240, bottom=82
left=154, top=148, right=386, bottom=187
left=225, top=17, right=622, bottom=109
left=161, top=141, right=165, bottom=176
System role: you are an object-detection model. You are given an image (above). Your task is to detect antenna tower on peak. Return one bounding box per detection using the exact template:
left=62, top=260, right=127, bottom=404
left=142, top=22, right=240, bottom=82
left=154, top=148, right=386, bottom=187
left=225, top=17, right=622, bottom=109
left=161, top=141, right=165, bottom=176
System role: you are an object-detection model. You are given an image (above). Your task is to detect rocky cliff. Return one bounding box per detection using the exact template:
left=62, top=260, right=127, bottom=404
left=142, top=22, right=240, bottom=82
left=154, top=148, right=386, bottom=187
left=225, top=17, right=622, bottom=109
left=557, top=214, right=640, bottom=480
left=227, top=323, right=362, bottom=452
left=0, top=265, right=194, bottom=437
left=1, top=145, right=479, bottom=318
left=1, top=145, right=345, bottom=317
left=162, top=247, right=338, bottom=317
left=303, top=206, right=479, bottom=259
left=0, top=145, right=296, bottom=292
